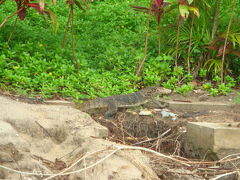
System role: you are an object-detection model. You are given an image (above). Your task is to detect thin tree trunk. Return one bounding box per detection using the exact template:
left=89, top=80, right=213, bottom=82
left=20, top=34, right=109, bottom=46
left=187, top=13, right=195, bottom=74
left=0, top=8, right=23, bottom=29
left=211, top=0, right=221, bottom=40
left=136, top=0, right=152, bottom=76
left=175, top=15, right=181, bottom=67
left=7, top=17, right=18, bottom=42
left=221, top=0, right=236, bottom=83
left=62, top=9, right=72, bottom=48
left=70, top=2, right=80, bottom=70
left=158, top=23, right=161, bottom=56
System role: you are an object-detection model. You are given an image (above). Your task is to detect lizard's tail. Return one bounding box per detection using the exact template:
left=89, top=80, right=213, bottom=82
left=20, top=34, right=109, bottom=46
left=77, top=98, right=107, bottom=111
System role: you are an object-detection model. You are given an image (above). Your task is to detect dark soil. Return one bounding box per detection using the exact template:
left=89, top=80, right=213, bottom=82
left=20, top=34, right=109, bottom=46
left=90, top=90, right=240, bottom=157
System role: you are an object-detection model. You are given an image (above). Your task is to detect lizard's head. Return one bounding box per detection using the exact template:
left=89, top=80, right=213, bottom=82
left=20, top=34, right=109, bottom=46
left=140, top=87, right=172, bottom=97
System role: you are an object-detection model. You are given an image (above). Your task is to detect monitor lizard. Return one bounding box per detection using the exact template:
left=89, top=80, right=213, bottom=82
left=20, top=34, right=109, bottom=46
left=77, top=87, right=171, bottom=118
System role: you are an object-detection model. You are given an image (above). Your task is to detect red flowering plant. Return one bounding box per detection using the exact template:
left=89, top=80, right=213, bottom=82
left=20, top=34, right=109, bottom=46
left=0, top=0, right=57, bottom=29
left=14, top=0, right=49, bottom=20
left=0, top=0, right=87, bottom=29
left=206, top=33, right=240, bottom=58
left=132, top=0, right=170, bottom=24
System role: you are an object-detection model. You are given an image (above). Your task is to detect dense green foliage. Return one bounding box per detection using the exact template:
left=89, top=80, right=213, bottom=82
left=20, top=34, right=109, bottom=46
left=0, top=0, right=144, bottom=99
left=0, top=0, right=239, bottom=100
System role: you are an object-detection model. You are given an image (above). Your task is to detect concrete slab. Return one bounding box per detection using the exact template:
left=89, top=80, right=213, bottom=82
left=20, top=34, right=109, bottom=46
left=168, top=101, right=237, bottom=112
left=186, top=122, right=240, bottom=159
left=44, top=100, right=74, bottom=106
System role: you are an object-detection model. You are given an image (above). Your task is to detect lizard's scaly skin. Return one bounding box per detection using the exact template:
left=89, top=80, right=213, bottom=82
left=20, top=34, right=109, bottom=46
left=78, top=87, right=171, bottom=118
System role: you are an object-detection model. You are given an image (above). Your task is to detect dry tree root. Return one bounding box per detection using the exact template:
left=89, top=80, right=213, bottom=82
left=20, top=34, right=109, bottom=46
left=0, top=145, right=240, bottom=179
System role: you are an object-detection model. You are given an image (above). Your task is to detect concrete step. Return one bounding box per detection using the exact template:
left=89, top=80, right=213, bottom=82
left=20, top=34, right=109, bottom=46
left=168, top=101, right=239, bottom=112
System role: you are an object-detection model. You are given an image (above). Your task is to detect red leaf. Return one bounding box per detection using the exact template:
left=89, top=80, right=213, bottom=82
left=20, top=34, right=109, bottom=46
left=24, top=3, right=43, bottom=13
left=154, top=0, right=163, bottom=7
left=131, top=6, right=149, bottom=14
left=178, top=0, right=189, bottom=5
left=132, top=0, right=170, bottom=24
left=206, top=45, right=219, bottom=50
left=18, top=7, right=27, bottom=20
left=217, top=44, right=232, bottom=56
left=232, top=50, right=240, bottom=57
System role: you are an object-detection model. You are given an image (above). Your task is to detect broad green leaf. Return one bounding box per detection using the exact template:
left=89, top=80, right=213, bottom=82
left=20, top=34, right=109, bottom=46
left=179, top=5, right=189, bottom=19
left=188, top=6, right=200, bottom=17
left=187, top=0, right=193, bottom=4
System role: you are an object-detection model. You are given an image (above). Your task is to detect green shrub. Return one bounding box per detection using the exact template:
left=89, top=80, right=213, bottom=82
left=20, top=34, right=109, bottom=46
left=0, top=0, right=239, bottom=100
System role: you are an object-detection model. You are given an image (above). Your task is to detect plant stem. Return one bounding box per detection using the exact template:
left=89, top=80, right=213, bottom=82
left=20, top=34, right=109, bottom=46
left=62, top=9, right=72, bottom=48
left=187, top=13, right=195, bottom=74
left=7, top=17, right=18, bottom=43
left=136, top=0, right=152, bottom=76
left=158, top=23, right=161, bottom=56
left=0, top=8, right=23, bottom=29
left=70, top=2, right=80, bottom=70
left=211, top=0, right=221, bottom=40
left=175, top=15, right=181, bottom=67
left=221, top=0, right=236, bottom=83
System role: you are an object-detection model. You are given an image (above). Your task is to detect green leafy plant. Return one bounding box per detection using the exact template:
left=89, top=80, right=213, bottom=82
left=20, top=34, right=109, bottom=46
left=213, top=75, right=221, bottom=83
left=217, top=83, right=231, bottom=95
left=237, top=76, right=240, bottom=85
left=224, top=75, right=236, bottom=88
left=162, top=65, right=193, bottom=94
left=199, top=68, right=207, bottom=78
left=0, top=0, right=239, bottom=101
left=143, top=54, right=174, bottom=85
left=204, top=59, right=221, bottom=77
left=202, top=82, right=212, bottom=90
left=176, top=83, right=194, bottom=94
left=202, top=75, right=235, bottom=96
left=209, top=88, right=219, bottom=96
left=0, top=1, right=148, bottom=99
left=163, top=76, right=178, bottom=89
